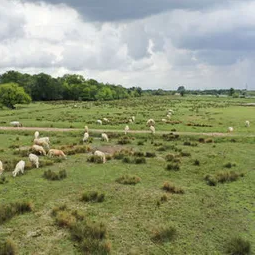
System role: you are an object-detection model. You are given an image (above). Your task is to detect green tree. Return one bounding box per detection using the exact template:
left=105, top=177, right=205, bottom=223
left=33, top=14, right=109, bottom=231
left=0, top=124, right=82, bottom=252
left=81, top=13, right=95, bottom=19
left=0, top=83, right=31, bottom=108
left=177, top=86, right=186, bottom=96
left=229, top=88, right=235, bottom=96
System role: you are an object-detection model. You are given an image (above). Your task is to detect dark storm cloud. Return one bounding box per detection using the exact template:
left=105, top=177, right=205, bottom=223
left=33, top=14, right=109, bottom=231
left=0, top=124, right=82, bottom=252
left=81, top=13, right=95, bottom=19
left=25, top=0, right=237, bottom=21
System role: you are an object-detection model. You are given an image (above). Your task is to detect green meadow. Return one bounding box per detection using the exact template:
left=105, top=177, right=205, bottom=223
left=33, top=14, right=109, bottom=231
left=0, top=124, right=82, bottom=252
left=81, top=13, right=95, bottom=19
left=0, top=95, right=254, bottom=254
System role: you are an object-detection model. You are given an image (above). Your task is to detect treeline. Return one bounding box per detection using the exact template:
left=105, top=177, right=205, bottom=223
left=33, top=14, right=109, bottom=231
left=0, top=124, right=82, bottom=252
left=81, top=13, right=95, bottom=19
left=0, top=71, right=142, bottom=101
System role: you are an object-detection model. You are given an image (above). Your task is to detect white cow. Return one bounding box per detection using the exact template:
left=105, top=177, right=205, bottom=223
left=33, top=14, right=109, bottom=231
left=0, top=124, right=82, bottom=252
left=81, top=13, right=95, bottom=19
left=124, top=125, right=129, bottom=135
left=83, top=132, right=89, bottom=142
left=10, top=121, right=22, bottom=127
left=101, top=133, right=109, bottom=142
left=0, top=160, right=4, bottom=175
left=29, top=153, right=39, bottom=168
left=13, top=160, right=25, bottom=177
left=94, top=150, right=106, bottom=164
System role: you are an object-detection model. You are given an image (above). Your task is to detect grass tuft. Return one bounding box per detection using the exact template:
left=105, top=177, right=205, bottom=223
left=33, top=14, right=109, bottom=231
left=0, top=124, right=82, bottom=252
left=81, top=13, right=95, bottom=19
left=43, top=169, right=67, bottom=181
left=151, top=224, right=177, bottom=243
left=166, top=163, right=180, bottom=171
left=81, top=191, right=105, bottom=203
left=162, top=182, right=184, bottom=194
left=0, top=201, right=32, bottom=224
left=116, top=175, right=141, bottom=185
left=0, top=238, right=17, bottom=255
left=226, top=237, right=251, bottom=255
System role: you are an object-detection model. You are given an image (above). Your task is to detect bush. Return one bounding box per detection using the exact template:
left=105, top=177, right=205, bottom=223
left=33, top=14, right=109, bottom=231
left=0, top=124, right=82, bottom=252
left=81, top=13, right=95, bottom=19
left=226, top=237, right=251, bottom=255
left=180, top=151, right=191, bottom=157
left=137, top=141, right=144, bottom=146
left=204, top=171, right=244, bottom=186
left=151, top=224, right=177, bottom=243
left=0, top=201, right=32, bottom=224
left=133, top=151, right=145, bottom=157
left=204, top=174, right=217, bottom=186
left=55, top=211, right=77, bottom=228
left=0, top=239, right=17, bottom=255
left=113, top=149, right=133, bottom=160
left=71, top=221, right=110, bottom=254
left=145, top=152, right=156, bottom=158
left=116, top=175, right=141, bottom=185
left=43, top=169, right=67, bottom=181
left=117, top=136, right=131, bottom=145
left=165, top=153, right=178, bottom=162
left=216, top=171, right=240, bottom=183
left=0, top=176, right=8, bottom=185
left=194, top=159, right=200, bottom=166
left=81, top=191, right=105, bottom=203
left=166, top=164, right=180, bottom=171
left=134, top=157, right=146, bottom=164
left=162, top=182, right=184, bottom=194
left=122, top=157, right=132, bottom=163
left=224, top=162, right=236, bottom=168
left=160, top=194, right=168, bottom=202
left=87, top=155, right=104, bottom=164
left=205, top=138, right=213, bottom=143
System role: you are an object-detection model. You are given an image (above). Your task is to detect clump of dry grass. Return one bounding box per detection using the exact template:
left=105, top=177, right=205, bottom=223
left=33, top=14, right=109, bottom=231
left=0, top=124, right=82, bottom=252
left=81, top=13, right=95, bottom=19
left=151, top=224, right=177, bottom=243
left=162, top=182, right=184, bottom=194
left=0, top=201, right=33, bottom=224
left=0, top=238, right=17, bottom=255
left=81, top=191, right=105, bottom=203
left=43, top=169, right=67, bottom=181
left=116, top=175, right=141, bottom=185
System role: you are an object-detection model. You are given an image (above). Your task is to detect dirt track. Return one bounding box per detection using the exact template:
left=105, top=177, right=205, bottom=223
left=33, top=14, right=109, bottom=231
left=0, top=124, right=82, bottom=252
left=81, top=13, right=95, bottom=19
left=0, top=126, right=254, bottom=137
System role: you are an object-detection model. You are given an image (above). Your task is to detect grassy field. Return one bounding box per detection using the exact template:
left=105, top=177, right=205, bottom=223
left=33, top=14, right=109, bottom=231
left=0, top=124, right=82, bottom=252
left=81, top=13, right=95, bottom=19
left=0, top=96, right=254, bottom=254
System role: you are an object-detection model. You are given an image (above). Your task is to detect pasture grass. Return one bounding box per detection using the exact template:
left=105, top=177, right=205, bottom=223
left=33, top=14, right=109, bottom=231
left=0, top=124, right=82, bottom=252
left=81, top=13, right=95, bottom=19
left=0, top=96, right=254, bottom=254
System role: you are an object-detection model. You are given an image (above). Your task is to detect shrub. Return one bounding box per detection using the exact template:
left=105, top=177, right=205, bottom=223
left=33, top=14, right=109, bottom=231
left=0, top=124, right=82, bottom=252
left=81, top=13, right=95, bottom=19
left=157, top=146, right=168, bottom=152
left=226, top=237, right=251, bottom=255
left=55, top=211, right=77, bottom=228
left=198, top=138, right=205, bottom=143
left=137, top=141, right=144, bottom=146
left=160, top=194, right=168, bottom=202
left=151, top=224, right=177, bottom=243
left=162, top=182, right=184, bottom=194
left=194, top=159, right=200, bottom=166
left=0, top=201, right=32, bottom=224
left=216, top=171, right=240, bottom=183
left=180, top=151, right=191, bottom=157
left=162, top=133, right=179, bottom=141
left=204, top=174, right=217, bottom=186
left=205, top=138, right=213, bottom=143
left=122, top=157, right=131, bottom=163
left=113, top=149, right=132, bottom=160
left=81, top=191, right=105, bottom=203
left=145, top=152, right=156, bottom=158
left=0, top=238, right=17, bottom=255
left=204, top=171, right=244, bottom=186
left=71, top=221, right=110, bottom=254
left=134, top=157, right=146, bottom=164
left=117, top=136, right=131, bottom=145
left=165, top=153, right=178, bottom=162
left=133, top=151, right=144, bottom=157
left=116, top=175, right=141, bottom=185
left=166, top=164, right=180, bottom=171
left=87, top=155, right=104, bottom=164
left=0, top=176, right=8, bottom=185
left=224, top=162, right=236, bottom=168
left=43, top=169, right=67, bottom=181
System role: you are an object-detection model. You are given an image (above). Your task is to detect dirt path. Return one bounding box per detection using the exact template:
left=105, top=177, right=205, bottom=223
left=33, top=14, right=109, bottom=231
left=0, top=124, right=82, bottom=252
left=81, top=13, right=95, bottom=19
left=0, top=126, right=254, bottom=137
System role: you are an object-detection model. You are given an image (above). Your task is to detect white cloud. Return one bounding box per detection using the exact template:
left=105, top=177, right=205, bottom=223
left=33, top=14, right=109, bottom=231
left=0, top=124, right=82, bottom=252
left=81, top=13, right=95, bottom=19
left=0, top=0, right=254, bottom=90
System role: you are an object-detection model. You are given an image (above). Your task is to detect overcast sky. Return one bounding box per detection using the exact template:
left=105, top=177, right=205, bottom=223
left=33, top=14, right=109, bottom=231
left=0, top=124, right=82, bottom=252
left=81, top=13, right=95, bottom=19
left=0, top=0, right=254, bottom=90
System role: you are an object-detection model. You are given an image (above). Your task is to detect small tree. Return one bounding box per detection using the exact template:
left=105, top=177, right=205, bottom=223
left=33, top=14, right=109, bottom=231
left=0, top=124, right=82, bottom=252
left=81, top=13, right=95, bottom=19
left=0, top=83, right=31, bottom=109
left=177, top=86, right=185, bottom=96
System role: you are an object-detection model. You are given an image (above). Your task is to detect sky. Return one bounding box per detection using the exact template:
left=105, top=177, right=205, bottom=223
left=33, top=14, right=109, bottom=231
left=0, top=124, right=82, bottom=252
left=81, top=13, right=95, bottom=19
left=0, top=0, right=254, bottom=90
